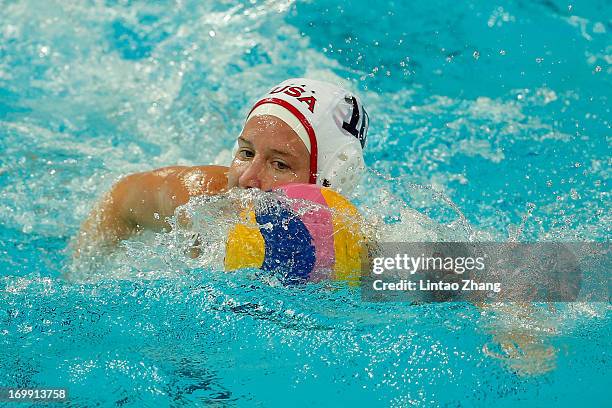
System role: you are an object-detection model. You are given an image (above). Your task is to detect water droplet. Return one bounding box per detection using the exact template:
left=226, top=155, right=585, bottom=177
left=473, top=51, right=480, bottom=60
left=594, top=65, right=602, bottom=72
left=570, top=189, right=580, bottom=200
left=536, top=57, right=544, bottom=63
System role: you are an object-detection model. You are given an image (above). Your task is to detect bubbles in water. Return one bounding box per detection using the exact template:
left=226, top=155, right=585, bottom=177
left=570, top=189, right=580, bottom=200
left=38, top=45, right=50, bottom=57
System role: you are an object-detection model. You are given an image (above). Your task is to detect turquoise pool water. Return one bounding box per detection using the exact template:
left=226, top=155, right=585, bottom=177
left=0, top=0, right=610, bottom=406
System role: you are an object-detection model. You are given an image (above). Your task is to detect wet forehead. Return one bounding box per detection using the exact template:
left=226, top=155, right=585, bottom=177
left=240, top=115, right=308, bottom=157
left=242, top=115, right=295, bottom=137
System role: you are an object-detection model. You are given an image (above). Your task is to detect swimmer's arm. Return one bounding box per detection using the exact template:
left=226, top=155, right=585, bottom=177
left=73, top=165, right=228, bottom=257
left=481, top=302, right=558, bottom=377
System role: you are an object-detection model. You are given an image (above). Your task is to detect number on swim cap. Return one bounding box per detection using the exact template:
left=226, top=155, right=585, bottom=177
left=342, top=95, right=368, bottom=149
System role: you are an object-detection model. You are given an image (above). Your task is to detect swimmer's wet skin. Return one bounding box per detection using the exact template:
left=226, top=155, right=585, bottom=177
left=73, top=78, right=557, bottom=377
left=74, top=78, right=369, bottom=258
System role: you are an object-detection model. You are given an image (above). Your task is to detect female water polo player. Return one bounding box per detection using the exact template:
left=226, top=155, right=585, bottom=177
left=74, top=78, right=369, bottom=255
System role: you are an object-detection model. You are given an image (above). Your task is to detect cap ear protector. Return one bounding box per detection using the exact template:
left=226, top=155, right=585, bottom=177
left=317, top=140, right=366, bottom=192
left=231, top=78, right=369, bottom=194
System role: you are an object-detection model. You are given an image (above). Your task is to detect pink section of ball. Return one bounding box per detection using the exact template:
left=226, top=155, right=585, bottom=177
left=277, top=184, right=336, bottom=281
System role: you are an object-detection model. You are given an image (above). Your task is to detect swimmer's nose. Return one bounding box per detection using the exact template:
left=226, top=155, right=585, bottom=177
left=238, top=159, right=263, bottom=189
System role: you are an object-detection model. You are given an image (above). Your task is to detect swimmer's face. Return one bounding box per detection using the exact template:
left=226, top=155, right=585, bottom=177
left=227, top=115, right=311, bottom=190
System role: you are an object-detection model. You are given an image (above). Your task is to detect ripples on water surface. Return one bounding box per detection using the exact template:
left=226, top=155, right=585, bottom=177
left=0, top=0, right=610, bottom=406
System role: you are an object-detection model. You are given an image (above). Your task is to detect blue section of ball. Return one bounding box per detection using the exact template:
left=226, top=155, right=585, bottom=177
left=255, top=200, right=316, bottom=284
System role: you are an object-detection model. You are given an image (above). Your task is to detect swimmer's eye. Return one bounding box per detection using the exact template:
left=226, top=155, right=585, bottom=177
left=237, top=148, right=254, bottom=159
left=272, top=160, right=290, bottom=171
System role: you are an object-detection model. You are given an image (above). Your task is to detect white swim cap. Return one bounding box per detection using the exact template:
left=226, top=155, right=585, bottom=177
left=237, top=78, right=369, bottom=194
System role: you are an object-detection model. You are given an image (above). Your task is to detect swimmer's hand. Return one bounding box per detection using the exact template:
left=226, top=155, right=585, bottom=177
left=72, top=165, right=228, bottom=258
left=482, top=303, right=558, bottom=377
left=485, top=330, right=557, bottom=377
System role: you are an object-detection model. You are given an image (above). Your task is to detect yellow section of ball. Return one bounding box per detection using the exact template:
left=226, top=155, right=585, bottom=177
left=224, top=209, right=265, bottom=271
left=320, top=187, right=366, bottom=285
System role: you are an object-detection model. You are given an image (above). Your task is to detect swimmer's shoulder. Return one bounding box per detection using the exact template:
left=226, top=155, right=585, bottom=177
left=113, top=165, right=228, bottom=213
left=106, top=165, right=228, bottom=230
left=180, top=165, right=229, bottom=196
left=146, top=165, right=229, bottom=197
